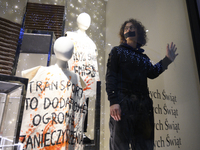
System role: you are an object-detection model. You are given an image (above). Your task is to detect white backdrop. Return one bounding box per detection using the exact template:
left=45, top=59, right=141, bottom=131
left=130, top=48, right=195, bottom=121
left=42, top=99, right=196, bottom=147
left=104, top=0, right=200, bottom=150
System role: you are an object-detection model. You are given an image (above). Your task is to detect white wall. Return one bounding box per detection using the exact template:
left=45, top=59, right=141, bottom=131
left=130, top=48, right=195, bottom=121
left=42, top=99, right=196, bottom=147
left=103, top=0, right=200, bottom=149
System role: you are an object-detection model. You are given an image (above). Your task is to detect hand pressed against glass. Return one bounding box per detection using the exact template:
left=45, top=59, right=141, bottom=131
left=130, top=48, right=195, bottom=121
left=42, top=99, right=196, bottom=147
left=166, top=42, right=178, bottom=62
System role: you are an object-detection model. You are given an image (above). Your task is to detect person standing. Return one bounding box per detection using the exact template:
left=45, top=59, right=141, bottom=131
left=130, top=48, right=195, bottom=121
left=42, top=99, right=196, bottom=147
left=106, top=18, right=178, bottom=150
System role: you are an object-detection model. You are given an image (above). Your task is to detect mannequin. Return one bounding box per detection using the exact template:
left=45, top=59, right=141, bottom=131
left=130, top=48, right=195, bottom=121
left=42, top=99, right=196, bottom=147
left=19, top=37, right=86, bottom=150
left=54, top=36, right=73, bottom=69
left=66, top=13, right=100, bottom=143
left=54, top=37, right=79, bottom=84
left=77, top=12, right=91, bottom=34
left=66, top=12, right=100, bottom=98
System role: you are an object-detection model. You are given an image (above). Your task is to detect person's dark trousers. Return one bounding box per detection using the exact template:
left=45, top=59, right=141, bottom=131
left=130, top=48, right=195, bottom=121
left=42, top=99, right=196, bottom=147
left=109, top=93, right=154, bottom=150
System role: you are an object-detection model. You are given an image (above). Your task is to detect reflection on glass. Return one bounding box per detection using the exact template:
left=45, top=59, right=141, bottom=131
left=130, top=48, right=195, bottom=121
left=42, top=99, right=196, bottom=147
left=0, top=80, right=26, bottom=150
left=0, top=0, right=27, bottom=24
left=0, top=93, right=6, bottom=126
left=16, top=53, right=49, bottom=77
left=0, top=86, right=22, bottom=141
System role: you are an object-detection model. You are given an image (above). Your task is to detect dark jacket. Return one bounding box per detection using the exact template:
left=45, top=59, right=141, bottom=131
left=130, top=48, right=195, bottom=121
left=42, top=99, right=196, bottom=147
left=106, top=43, right=172, bottom=106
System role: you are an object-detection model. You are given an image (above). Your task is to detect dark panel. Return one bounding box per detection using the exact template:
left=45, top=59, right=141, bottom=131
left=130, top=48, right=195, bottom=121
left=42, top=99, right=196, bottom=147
left=24, top=2, right=65, bottom=39
left=0, top=17, right=21, bottom=75
left=186, top=0, right=200, bottom=82
left=84, top=81, right=101, bottom=150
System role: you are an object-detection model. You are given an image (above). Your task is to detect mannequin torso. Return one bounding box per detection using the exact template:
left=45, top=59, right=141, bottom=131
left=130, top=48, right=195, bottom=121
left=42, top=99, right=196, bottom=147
left=66, top=13, right=99, bottom=98
left=19, top=37, right=86, bottom=150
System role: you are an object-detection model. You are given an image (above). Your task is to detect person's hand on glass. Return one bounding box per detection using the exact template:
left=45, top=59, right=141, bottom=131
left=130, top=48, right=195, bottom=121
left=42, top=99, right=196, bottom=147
left=166, top=42, right=178, bottom=62
left=110, top=104, right=121, bottom=121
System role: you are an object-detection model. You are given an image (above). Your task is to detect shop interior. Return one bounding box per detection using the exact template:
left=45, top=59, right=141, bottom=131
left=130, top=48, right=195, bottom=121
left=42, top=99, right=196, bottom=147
left=0, top=0, right=200, bottom=150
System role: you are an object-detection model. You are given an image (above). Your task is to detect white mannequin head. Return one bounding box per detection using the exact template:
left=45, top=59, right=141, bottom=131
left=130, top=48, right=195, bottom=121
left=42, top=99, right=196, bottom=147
left=54, top=36, right=74, bottom=62
left=77, top=13, right=91, bottom=31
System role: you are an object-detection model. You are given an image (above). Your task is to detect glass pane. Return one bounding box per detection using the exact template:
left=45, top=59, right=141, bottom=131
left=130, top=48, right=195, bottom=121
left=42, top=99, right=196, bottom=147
left=0, top=142, right=23, bottom=150
left=16, top=53, right=49, bottom=77
left=104, top=1, right=200, bottom=150
left=0, top=93, right=7, bottom=126
left=0, top=0, right=27, bottom=24
left=0, top=85, right=22, bottom=144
